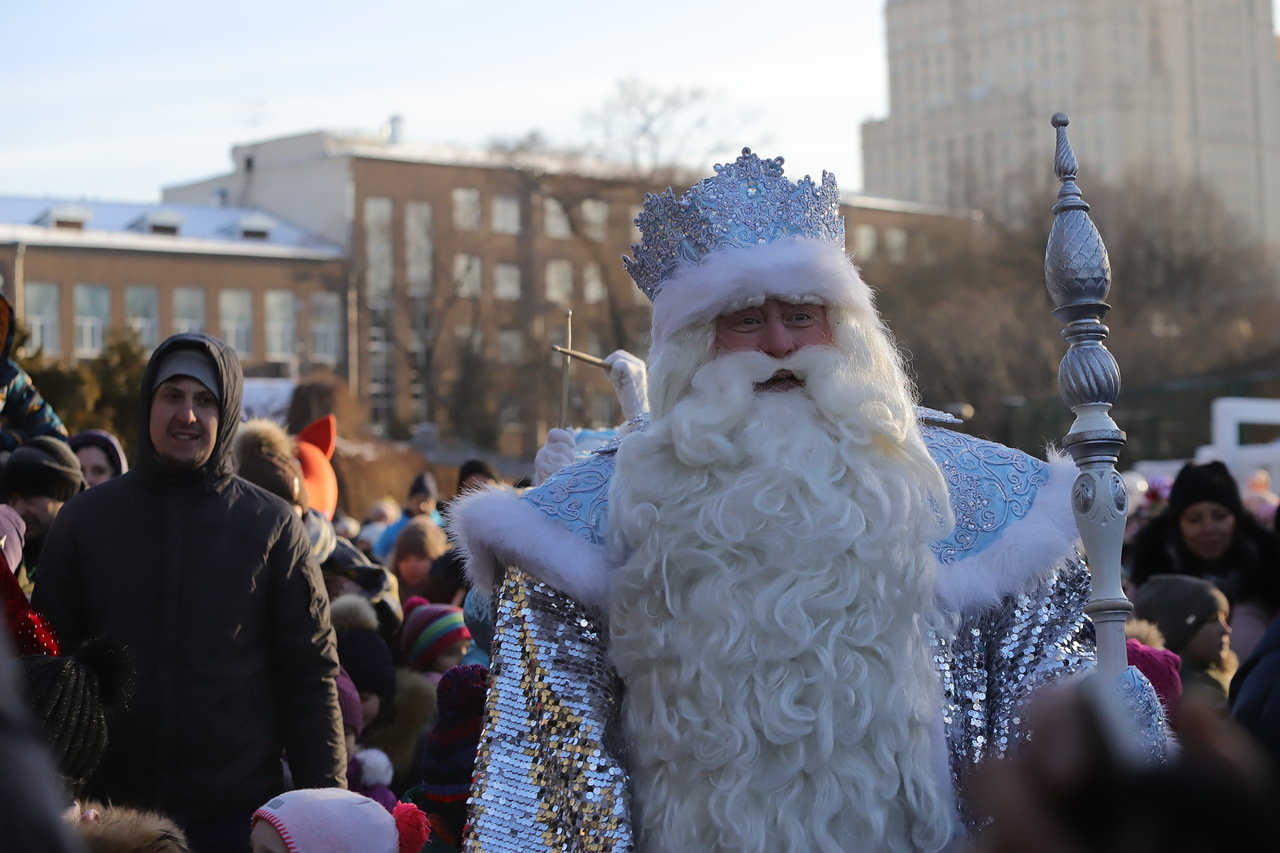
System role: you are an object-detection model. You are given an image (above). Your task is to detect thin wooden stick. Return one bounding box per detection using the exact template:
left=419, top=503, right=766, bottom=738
left=552, top=344, right=608, bottom=368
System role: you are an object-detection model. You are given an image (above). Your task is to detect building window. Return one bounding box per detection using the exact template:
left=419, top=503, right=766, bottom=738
left=582, top=262, right=606, bottom=304
left=580, top=199, right=608, bottom=242
left=311, top=292, right=341, bottom=365
left=24, top=281, right=60, bottom=356
left=219, top=289, right=253, bottom=354
left=452, top=188, right=482, bottom=231
left=492, top=195, right=521, bottom=235
left=545, top=259, right=573, bottom=305
left=854, top=224, right=877, bottom=260
left=364, top=196, right=393, bottom=307
left=125, top=285, right=159, bottom=349
left=264, top=290, right=296, bottom=363
left=173, top=287, right=206, bottom=335
left=497, top=329, right=524, bottom=364
left=494, top=263, right=522, bottom=301
left=405, top=201, right=434, bottom=298
left=543, top=197, right=572, bottom=239
left=454, top=254, right=482, bottom=298
left=73, top=284, right=110, bottom=358
left=884, top=227, right=908, bottom=263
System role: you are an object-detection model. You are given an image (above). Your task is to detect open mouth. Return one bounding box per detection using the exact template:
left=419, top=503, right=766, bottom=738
left=755, top=370, right=804, bottom=392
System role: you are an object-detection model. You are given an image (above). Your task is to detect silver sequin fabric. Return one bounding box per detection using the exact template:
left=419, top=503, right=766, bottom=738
left=467, top=568, right=633, bottom=852
left=467, top=553, right=1112, bottom=849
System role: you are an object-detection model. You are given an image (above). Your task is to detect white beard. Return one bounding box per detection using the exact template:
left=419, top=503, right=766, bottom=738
left=608, top=329, right=958, bottom=853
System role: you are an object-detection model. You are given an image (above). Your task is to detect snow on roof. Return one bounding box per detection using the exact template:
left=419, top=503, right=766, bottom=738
left=0, top=196, right=343, bottom=258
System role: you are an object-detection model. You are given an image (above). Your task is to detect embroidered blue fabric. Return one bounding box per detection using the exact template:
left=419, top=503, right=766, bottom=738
left=922, top=425, right=1052, bottom=565
left=519, top=425, right=1052, bottom=562
left=521, top=449, right=615, bottom=546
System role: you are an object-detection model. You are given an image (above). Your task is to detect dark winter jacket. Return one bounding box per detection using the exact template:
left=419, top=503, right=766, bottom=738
left=33, top=333, right=345, bottom=822
left=0, top=292, right=67, bottom=450
left=1231, top=613, right=1280, bottom=771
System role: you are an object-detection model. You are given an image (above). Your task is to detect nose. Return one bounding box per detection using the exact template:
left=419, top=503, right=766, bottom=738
left=758, top=317, right=799, bottom=358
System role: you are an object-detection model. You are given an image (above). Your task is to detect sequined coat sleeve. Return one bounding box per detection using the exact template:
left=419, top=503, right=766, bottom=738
left=934, top=553, right=1095, bottom=795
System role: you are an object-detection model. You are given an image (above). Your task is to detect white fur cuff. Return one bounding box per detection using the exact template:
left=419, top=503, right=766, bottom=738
left=449, top=487, right=616, bottom=616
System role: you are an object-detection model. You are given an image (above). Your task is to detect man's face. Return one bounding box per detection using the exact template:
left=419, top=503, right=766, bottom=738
left=149, top=377, right=219, bottom=469
left=8, top=493, right=62, bottom=539
left=713, top=299, right=833, bottom=391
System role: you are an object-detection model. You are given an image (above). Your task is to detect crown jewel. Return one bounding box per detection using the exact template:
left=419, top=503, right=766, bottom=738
left=624, top=148, right=844, bottom=300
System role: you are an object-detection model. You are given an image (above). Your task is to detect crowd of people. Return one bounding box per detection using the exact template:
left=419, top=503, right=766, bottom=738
left=1, top=146, right=1279, bottom=853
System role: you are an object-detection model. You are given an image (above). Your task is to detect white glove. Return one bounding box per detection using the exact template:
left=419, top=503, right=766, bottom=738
left=533, top=428, right=576, bottom=486
left=603, top=350, right=649, bottom=422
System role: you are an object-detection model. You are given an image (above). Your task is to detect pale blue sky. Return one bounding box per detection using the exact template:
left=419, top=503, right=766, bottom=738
left=2, top=1, right=1277, bottom=203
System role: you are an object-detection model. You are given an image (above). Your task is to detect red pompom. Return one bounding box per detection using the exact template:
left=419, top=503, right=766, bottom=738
left=393, top=801, right=431, bottom=853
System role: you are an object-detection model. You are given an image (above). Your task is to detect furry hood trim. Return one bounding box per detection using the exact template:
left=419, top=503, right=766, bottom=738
left=450, top=486, right=614, bottom=617
left=932, top=450, right=1080, bottom=616
left=331, top=593, right=381, bottom=633
left=649, top=238, right=876, bottom=348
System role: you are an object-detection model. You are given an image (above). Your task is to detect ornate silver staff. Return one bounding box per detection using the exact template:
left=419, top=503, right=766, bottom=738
left=1044, top=113, right=1131, bottom=680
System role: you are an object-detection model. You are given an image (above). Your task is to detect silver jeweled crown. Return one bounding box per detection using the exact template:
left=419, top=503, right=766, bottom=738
left=624, top=148, right=844, bottom=301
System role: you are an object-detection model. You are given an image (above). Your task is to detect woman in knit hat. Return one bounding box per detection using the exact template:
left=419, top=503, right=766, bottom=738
left=1129, top=461, right=1280, bottom=660
left=68, top=430, right=128, bottom=488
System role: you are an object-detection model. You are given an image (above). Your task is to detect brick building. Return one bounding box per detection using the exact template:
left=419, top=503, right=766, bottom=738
left=0, top=198, right=345, bottom=379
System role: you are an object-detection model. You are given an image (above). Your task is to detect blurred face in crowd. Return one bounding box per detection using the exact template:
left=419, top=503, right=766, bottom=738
left=75, top=445, right=114, bottom=488
left=434, top=638, right=471, bottom=674
left=1179, top=501, right=1236, bottom=561
left=8, top=493, right=62, bottom=539
left=397, top=552, right=432, bottom=588
left=149, top=377, right=218, bottom=469
left=1184, top=609, right=1232, bottom=668
left=713, top=299, right=833, bottom=392
left=407, top=491, right=436, bottom=518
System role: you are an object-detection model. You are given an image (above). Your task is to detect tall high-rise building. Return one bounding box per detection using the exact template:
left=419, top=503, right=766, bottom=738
left=861, top=0, right=1280, bottom=250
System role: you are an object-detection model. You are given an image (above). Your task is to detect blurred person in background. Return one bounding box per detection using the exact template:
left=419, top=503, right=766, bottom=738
left=68, top=430, right=128, bottom=488
left=1129, top=461, right=1280, bottom=660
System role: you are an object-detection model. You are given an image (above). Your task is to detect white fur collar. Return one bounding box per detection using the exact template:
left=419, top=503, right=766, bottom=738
left=932, top=450, right=1081, bottom=615
left=450, top=486, right=614, bottom=616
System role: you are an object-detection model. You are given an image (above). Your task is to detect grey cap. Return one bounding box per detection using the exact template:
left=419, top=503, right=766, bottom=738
left=152, top=348, right=220, bottom=401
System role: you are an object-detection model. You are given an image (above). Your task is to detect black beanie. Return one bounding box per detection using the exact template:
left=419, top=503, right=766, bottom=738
left=4, top=436, right=85, bottom=501
left=1166, top=461, right=1245, bottom=520
left=20, top=640, right=128, bottom=796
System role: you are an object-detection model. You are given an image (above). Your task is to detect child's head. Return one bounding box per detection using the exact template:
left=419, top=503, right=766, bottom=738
left=389, top=518, right=449, bottom=590
left=1133, top=574, right=1232, bottom=667
left=401, top=598, right=471, bottom=675
left=251, top=789, right=427, bottom=853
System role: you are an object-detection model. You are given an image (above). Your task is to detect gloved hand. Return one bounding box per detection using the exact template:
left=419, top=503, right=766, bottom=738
left=533, top=428, right=576, bottom=486
left=603, top=350, right=649, bottom=422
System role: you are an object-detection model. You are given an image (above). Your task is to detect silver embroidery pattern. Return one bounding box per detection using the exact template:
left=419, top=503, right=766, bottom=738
left=924, top=426, right=1051, bottom=565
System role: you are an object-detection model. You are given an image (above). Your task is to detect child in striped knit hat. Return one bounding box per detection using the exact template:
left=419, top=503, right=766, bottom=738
left=400, top=598, right=471, bottom=685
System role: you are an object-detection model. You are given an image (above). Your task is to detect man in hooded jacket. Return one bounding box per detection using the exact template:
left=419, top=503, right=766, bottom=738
left=33, top=333, right=345, bottom=853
